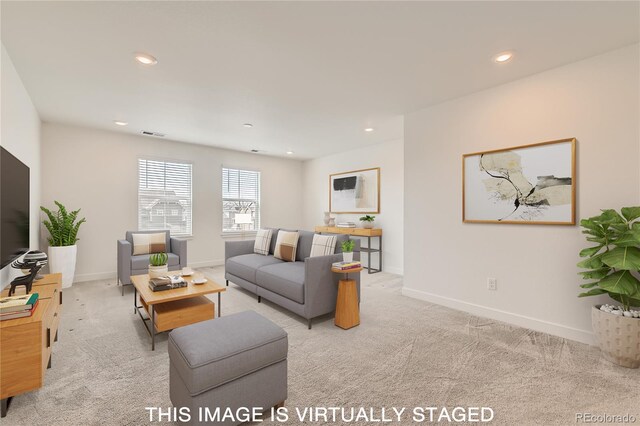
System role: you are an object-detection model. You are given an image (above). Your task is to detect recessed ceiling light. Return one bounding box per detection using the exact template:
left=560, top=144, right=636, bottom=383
left=364, top=127, right=374, bottom=132
left=286, top=151, right=294, bottom=155
left=243, top=123, right=253, bottom=128
left=114, top=120, right=128, bottom=126
left=134, top=52, right=158, bottom=65
left=493, top=51, right=514, bottom=63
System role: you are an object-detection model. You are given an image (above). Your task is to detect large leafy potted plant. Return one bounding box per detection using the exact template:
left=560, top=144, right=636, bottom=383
left=41, top=201, right=86, bottom=288
left=577, top=207, right=640, bottom=368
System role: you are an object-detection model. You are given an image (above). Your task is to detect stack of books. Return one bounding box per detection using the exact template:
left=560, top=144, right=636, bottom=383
left=148, top=275, right=187, bottom=292
left=332, top=261, right=362, bottom=271
left=336, top=222, right=356, bottom=228
left=0, top=293, right=40, bottom=321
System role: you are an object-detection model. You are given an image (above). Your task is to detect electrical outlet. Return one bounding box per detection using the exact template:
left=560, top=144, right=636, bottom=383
left=487, top=278, right=497, bottom=291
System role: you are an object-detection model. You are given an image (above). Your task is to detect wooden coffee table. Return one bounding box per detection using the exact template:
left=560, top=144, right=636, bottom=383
left=130, top=274, right=226, bottom=350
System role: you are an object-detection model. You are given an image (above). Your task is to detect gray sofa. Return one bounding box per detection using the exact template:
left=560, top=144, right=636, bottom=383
left=117, top=230, right=188, bottom=295
left=225, top=230, right=360, bottom=329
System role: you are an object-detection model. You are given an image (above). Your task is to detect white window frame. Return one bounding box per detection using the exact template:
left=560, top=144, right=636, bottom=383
left=138, top=158, right=193, bottom=237
left=222, top=167, right=261, bottom=234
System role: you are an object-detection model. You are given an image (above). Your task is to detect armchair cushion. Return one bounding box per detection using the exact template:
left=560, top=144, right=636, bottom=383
left=256, top=262, right=305, bottom=304
left=226, top=254, right=283, bottom=283
left=132, top=232, right=167, bottom=255
left=131, top=253, right=180, bottom=270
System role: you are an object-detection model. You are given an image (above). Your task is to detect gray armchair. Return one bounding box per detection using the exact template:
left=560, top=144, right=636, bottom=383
left=117, top=230, right=187, bottom=295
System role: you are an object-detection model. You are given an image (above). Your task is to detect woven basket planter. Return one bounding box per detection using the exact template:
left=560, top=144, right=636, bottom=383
left=592, top=305, right=640, bottom=368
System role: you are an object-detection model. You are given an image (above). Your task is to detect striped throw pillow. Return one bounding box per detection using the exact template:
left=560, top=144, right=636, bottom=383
left=274, top=231, right=299, bottom=262
left=309, top=234, right=337, bottom=257
left=132, top=232, right=166, bottom=255
left=253, top=229, right=273, bottom=256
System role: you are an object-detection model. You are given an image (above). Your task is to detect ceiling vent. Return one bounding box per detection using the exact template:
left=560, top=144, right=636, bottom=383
left=141, top=130, right=165, bottom=138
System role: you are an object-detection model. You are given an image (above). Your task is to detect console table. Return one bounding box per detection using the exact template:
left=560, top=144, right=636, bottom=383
left=0, top=273, right=63, bottom=417
left=315, top=226, right=382, bottom=274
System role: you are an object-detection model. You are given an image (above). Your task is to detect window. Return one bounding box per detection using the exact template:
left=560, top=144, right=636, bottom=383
left=138, top=159, right=192, bottom=237
left=222, top=168, right=260, bottom=232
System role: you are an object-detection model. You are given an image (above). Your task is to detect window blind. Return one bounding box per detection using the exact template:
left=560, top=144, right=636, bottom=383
left=138, top=159, right=192, bottom=237
left=222, top=168, right=260, bottom=232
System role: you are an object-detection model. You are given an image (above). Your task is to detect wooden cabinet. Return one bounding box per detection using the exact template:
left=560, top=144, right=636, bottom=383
left=0, top=273, right=62, bottom=417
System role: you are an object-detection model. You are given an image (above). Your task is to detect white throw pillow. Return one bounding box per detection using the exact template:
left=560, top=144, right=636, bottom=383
left=253, top=229, right=273, bottom=256
left=309, top=234, right=337, bottom=257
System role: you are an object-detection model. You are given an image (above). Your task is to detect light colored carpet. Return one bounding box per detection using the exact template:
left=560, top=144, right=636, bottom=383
left=4, top=267, right=639, bottom=426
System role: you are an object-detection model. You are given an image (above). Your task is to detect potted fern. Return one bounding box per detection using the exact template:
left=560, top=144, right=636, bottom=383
left=577, top=207, right=640, bottom=368
left=148, top=252, right=169, bottom=279
left=41, top=201, right=86, bottom=288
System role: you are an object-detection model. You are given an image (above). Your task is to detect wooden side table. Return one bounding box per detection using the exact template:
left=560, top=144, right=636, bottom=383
left=331, top=266, right=362, bottom=330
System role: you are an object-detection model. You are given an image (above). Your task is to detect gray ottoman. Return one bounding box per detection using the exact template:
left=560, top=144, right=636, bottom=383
left=168, top=310, right=288, bottom=426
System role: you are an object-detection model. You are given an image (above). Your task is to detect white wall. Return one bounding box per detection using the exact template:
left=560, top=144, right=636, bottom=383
left=302, top=139, right=404, bottom=274
left=403, top=45, right=639, bottom=344
left=41, top=123, right=304, bottom=282
left=1, top=45, right=41, bottom=286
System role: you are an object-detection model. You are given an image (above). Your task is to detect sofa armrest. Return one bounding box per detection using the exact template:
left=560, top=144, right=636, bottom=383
left=117, top=239, right=132, bottom=285
left=303, top=251, right=361, bottom=319
left=225, top=240, right=255, bottom=261
left=170, top=237, right=188, bottom=268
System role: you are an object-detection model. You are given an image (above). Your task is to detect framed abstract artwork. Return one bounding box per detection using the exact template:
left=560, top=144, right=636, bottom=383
left=463, top=138, right=576, bottom=225
left=329, top=167, right=380, bottom=214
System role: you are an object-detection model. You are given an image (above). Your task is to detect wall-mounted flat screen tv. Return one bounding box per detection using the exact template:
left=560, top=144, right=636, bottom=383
left=1, top=146, right=30, bottom=268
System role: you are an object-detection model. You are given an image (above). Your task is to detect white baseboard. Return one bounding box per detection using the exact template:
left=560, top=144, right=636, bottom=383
left=401, top=286, right=595, bottom=345
left=383, top=266, right=404, bottom=275
left=190, top=259, right=225, bottom=268
left=74, top=271, right=116, bottom=283
left=73, top=259, right=226, bottom=283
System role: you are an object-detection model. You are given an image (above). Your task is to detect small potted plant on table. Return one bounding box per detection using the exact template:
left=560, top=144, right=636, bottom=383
left=149, top=252, right=169, bottom=279
left=341, top=240, right=355, bottom=263
left=577, top=207, right=640, bottom=368
left=359, top=215, right=375, bottom=229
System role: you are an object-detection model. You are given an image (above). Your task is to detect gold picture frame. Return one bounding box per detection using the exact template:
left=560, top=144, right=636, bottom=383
left=329, top=167, right=380, bottom=214
left=462, top=138, right=576, bottom=225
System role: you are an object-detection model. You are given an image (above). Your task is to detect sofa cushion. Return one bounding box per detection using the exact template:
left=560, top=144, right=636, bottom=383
left=253, top=229, right=273, bottom=256
left=168, top=310, right=288, bottom=396
left=226, top=254, right=283, bottom=283
left=309, top=234, right=337, bottom=257
left=333, top=234, right=350, bottom=253
left=131, top=253, right=179, bottom=270
left=295, top=230, right=316, bottom=261
left=268, top=228, right=280, bottom=255
left=256, top=262, right=305, bottom=304
left=274, top=231, right=299, bottom=262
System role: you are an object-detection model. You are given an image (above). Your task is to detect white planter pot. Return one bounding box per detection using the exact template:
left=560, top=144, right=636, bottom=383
left=361, top=221, right=374, bottom=229
left=149, top=265, right=169, bottom=279
left=48, top=245, right=77, bottom=288
left=592, top=305, right=640, bottom=368
left=343, top=252, right=354, bottom=263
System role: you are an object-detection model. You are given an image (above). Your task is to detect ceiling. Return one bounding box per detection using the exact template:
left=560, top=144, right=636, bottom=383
left=2, top=2, right=638, bottom=159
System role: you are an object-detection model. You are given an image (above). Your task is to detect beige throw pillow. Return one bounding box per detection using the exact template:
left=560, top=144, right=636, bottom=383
left=132, top=232, right=167, bottom=255
left=274, top=231, right=299, bottom=262
left=309, top=234, right=337, bottom=257
left=254, top=229, right=273, bottom=256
